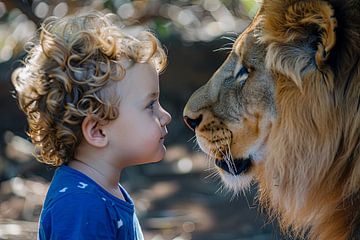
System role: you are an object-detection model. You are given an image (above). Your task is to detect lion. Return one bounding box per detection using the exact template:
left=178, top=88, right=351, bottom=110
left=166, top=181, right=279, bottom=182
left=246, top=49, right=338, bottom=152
left=183, top=0, right=360, bottom=239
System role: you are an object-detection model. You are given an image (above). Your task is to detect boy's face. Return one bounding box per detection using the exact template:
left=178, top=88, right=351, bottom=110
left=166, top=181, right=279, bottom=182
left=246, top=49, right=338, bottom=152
left=106, top=63, right=171, bottom=167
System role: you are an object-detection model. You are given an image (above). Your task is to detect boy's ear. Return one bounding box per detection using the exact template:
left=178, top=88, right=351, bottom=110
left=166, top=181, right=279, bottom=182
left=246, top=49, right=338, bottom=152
left=81, top=116, right=108, bottom=148
left=263, top=0, right=337, bottom=87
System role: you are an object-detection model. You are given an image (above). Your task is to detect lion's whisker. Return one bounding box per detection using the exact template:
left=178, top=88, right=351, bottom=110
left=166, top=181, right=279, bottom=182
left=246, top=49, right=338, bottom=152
left=215, top=184, right=226, bottom=195
left=213, top=47, right=233, bottom=53
left=204, top=169, right=220, bottom=180
left=187, top=135, right=197, bottom=143
left=219, top=139, right=236, bottom=174
left=225, top=140, right=237, bottom=172
left=220, top=35, right=237, bottom=43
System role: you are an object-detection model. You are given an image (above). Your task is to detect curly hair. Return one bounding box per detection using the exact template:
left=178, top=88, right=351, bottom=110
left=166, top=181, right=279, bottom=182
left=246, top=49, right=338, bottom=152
left=12, top=12, right=167, bottom=166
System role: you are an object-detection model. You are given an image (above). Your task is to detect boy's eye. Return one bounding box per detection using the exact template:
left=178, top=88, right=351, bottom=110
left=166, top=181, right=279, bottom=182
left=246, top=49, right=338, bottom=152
left=147, top=100, right=157, bottom=110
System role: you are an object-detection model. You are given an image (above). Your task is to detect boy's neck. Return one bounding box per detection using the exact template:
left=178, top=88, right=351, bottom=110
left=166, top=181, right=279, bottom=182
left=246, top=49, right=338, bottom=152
left=68, top=158, right=125, bottom=200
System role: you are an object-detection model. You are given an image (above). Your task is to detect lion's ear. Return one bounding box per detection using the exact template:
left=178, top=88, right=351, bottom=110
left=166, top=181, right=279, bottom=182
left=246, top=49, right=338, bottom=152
left=263, top=0, right=337, bottom=86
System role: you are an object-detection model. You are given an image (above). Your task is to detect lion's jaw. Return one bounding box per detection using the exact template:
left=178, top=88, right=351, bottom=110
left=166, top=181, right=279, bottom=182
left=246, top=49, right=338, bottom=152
left=194, top=122, right=268, bottom=192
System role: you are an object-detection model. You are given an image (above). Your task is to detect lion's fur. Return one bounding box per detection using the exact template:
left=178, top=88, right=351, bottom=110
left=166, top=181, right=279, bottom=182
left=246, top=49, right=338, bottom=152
left=259, top=0, right=360, bottom=239
left=184, top=0, right=360, bottom=239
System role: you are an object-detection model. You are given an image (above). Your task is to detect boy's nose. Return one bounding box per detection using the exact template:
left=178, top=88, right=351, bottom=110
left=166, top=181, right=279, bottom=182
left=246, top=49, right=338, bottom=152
left=160, top=109, right=172, bottom=127
left=183, top=115, right=202, bottom=131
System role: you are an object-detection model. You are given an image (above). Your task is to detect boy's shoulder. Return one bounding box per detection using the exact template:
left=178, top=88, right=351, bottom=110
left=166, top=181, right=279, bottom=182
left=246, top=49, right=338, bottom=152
left=42, top=165, right=106, bottom=211
left=45, top=165, right=98, bottom=197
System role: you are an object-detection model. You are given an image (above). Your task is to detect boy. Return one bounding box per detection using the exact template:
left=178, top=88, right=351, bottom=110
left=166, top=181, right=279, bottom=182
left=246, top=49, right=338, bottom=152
left=12, top=12, right=171, bottom=239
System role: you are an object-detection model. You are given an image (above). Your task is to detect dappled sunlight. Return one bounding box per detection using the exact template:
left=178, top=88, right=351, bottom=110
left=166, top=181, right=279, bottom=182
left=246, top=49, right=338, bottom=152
left=0, top=0, right=259, bottom=63
left=0, top=1, right=286, bottom=239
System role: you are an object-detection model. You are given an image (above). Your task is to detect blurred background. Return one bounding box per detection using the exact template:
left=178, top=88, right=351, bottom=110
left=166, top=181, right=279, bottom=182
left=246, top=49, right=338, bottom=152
left=0, top=0, right=286, bottom=239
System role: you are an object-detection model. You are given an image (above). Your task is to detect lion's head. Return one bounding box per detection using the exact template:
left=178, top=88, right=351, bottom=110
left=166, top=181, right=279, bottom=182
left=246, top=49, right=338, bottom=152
left=184, top=0, right=360, bottom=239
left=183, top=11, right=275, bottom=192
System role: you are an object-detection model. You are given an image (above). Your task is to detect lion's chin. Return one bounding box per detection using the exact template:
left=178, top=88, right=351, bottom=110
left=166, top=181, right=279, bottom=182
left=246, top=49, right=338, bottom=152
left=215, top=157, right=254, bottom=193
left=219, top=171, right=254, bottom=193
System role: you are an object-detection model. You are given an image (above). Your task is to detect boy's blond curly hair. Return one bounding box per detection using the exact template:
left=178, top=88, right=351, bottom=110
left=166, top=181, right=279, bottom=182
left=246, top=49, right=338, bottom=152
left=12, top=12, right=167, bottom=166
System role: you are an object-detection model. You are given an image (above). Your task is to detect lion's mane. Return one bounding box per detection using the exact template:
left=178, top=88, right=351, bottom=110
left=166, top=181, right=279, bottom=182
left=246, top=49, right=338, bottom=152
left=257, top=0, right=360, bottom=239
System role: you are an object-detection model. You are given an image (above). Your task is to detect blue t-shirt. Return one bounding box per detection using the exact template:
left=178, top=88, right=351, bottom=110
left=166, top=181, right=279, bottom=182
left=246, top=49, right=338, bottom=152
left=38, top=165, right=144, bottom=240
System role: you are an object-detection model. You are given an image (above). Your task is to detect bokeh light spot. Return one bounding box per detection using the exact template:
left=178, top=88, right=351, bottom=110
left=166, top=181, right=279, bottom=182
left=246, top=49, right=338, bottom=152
left=34, top=2, right=49, bottom=19
left=53, top=2, right=68, bottom=18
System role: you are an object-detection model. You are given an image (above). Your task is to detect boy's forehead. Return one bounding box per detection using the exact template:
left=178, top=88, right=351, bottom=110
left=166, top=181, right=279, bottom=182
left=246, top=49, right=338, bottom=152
left=127, top=63, right=158, bottom=85
left=118, top=63, right=159, bottom=100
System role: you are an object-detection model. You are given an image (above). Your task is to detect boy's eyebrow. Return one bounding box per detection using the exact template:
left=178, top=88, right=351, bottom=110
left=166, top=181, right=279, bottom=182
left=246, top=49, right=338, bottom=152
left=145, top=92, right=160, bottom=101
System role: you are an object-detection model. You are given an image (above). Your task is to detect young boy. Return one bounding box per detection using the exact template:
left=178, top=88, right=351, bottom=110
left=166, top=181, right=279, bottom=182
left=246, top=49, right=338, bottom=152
left=12, top=12, right=171, bottom=239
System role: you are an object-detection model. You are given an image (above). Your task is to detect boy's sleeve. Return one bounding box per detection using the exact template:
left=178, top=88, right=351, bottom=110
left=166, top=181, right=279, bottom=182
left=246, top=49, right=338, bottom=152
left=39, top=192, right=117, bottom=240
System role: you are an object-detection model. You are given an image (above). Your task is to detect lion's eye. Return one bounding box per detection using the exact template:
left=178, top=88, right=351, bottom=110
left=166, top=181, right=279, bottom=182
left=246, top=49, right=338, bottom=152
left=234, top=65, right=249, bottom=86
left=235, top=66, right=249, bottom=79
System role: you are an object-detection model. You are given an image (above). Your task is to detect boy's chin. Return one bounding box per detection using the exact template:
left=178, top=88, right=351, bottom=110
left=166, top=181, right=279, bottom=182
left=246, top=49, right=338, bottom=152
left=153, top=146, right=167, bottom=163
left=130, top=147, right=166, bottom=166
left=131, top=157, right=163, bottom=166
left=134, top=150, right=165, bottom=165
left=149, top=146, right=166, bottom=163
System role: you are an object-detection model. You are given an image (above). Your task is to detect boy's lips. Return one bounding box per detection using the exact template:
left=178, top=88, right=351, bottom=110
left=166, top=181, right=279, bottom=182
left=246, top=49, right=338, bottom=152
left=160, top=128, right=168, bottom=141
left=160, top=131, right=168, bottom=140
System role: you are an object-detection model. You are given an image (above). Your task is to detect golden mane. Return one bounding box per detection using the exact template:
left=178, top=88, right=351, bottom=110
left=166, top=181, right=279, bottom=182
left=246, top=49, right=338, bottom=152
left=258, top=0, right=360, bottom=239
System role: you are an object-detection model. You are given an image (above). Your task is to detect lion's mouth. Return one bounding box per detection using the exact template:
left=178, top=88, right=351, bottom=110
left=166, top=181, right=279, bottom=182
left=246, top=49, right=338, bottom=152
left=215, top=157, right=252, bottom=175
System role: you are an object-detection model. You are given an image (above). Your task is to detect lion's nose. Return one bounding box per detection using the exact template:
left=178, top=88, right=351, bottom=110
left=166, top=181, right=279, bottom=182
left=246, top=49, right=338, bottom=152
left=183, top=115, right=203, bottom=131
